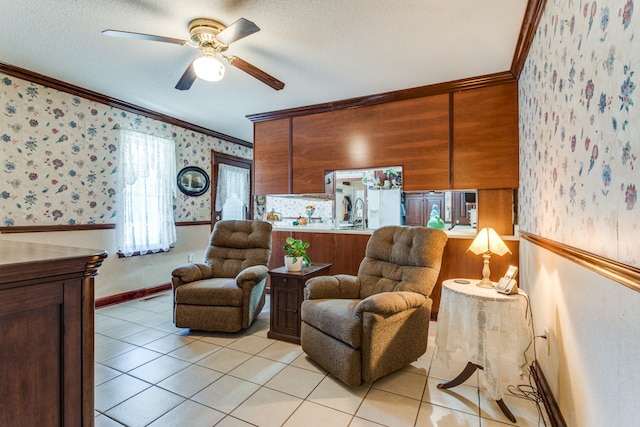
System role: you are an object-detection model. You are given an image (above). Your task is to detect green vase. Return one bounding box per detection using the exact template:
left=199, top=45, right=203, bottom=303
left=427, top=215, right=445, bottom=230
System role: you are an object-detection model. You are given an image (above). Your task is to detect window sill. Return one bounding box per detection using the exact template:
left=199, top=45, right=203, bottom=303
left=117, top=247, right=172, bottom=258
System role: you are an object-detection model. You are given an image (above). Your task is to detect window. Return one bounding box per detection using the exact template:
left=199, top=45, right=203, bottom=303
left=116, top=129, right=176, bottom=256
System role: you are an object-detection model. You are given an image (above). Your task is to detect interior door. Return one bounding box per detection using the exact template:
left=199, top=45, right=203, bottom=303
left=211, top=152, right=253, bottom=226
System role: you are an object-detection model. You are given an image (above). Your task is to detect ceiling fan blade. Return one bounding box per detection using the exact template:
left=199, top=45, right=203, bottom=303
left=175, top=62, right=197, bottom=90
left=102, top=29, right=189, bottom=46
left=226, top=56, right=285, bottom=90
left=216, top=18, right=260, bottom=45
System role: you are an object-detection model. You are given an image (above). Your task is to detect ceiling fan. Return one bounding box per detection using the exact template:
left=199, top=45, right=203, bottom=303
left=103, top=18, right=285, bottom=91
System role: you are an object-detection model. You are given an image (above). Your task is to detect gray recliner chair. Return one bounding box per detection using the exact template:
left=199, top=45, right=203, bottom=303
left=171, top=220, right=272, bottom=332
left=300, top=225, right=447, bottom=386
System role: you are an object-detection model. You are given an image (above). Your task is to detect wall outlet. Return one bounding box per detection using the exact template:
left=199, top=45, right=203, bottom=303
left=544, top=327, right=551, bottom=355
left=188, top=253, right=195, bottom=263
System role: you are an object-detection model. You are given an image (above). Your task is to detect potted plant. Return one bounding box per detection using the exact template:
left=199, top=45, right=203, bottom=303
left=283, top=237, right=311, bottom=272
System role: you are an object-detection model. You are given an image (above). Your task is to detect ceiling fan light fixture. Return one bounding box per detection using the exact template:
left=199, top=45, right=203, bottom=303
left=193, top=55, right=225, bottom=82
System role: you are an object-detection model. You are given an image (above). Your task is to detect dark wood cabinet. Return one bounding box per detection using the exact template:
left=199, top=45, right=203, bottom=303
left=268, top=263, right=332, bottom=343
left=268, top=230, right=369, bottom=285
left=0, top=241, right=107, bottom=427
left=477, top=188, right=514, bottom=235
left=290, top=94, right=449, bottom=193
left=404, top=193, right=426, bottom=226
left=451, top=82, right=519, bottom=189
left=331, top=233, right=370, bottom=275
left=254, top=118, right=290, bottom=195
left=404, top=192, right=445, bottom=226
left=269, top=230, right=291, bottom=271
left=294, top=232, right=334, bottom=272
left=293, top=231, right=369, bottom=276
left=253, top=81, right=520, bottom=196
left=267, top=230, right=291, bottom=292
left=425, top=192, right=445, bottom=221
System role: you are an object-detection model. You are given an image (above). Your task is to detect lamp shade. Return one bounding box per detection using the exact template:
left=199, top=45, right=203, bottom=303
left=193, top=55, right=225, bottom=82
left=467, top=227, right=511, bottom=256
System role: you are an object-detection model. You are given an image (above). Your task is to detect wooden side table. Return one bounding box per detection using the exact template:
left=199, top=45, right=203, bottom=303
left=435, top=278, right=532, bottom=423
left=267, top=263, right=332, bottom=344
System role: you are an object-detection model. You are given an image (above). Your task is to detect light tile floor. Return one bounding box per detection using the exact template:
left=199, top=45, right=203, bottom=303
left=95, top=292, right=549, bottom=427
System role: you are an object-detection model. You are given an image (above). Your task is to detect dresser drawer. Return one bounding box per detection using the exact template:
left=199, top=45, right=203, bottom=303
left=270, top=275, right=303, bottom=288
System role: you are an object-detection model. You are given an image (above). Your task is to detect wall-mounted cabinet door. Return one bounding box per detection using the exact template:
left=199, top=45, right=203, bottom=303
left=254, top=118, right=290, bottom=195
left=291, top=95, right=449, bottom=194
left=404, top=193, right=426, bottom=226
left=425, top=192, right=445, bottom=220
left=451, top=82, right=519, bottom=189
left=404, top=192, right=444, bottom=226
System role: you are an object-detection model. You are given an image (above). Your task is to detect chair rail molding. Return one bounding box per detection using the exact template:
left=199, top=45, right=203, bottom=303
left=519, top=231, right=640, bottom=293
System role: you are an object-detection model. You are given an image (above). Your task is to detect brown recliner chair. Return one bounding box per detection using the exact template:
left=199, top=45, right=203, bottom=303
left=300, top=225, right=447, bottom=386
left=171, top=220, right=272, bottom=332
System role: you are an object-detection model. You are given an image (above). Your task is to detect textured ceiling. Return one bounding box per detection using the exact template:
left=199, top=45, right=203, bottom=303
left=1, top=0, right=528, bottom=143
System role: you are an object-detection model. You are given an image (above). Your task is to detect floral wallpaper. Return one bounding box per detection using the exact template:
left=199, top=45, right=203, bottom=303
left=263, top=196, right=334, bottom=225
left=519, top=0, right=638, bottom=266
left=1, top=72, right=251, bottom=226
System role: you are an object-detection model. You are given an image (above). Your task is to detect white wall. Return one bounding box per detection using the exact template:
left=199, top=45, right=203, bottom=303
left=1, top=223, right=211, bottom=299
left=519, top=240, right=640, bottom=426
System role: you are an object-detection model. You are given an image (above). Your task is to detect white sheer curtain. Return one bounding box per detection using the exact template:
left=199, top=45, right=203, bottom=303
left=116, top=129, right=177, bottom=256
left=215, top=164, right=250, bottom=220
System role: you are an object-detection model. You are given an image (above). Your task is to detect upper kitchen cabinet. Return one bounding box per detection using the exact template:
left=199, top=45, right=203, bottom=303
left=404, top=192, right=445, bottom=227
left=451, top=82, right=519, bottom=189
left=254, top=118, right=291, bottom=195
left=291, top=94, right=449, bottom=194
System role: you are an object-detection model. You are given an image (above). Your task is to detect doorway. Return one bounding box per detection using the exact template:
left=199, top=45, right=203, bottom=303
left=211, top=152, right=253, bottom=227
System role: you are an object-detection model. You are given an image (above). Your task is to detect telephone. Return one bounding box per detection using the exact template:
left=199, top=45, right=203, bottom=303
left=495, top=265, right=518, bottom=294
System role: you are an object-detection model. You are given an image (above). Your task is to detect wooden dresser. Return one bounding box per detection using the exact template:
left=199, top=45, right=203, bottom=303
left=0, top=240, right=107, bottom=426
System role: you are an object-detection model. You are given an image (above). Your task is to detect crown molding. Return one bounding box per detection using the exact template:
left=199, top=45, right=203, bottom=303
left=511, top=0, right=548, bottom=78
left=0, top=62, right=252, bottom=148
left=247, top=71, right=517, bottom=123
left=247, top=0, right=547, bottom=123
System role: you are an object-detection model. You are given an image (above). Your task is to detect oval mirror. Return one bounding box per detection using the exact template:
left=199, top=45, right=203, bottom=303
left=177, top=166, right=210, bottom=197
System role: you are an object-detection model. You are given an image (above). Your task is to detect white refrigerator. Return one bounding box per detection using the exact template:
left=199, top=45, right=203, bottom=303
left=367, top=188, right=401, bottom=229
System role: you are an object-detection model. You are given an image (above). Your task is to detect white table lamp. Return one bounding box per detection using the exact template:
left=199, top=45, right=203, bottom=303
left=467, top=227, right=511, bottom=288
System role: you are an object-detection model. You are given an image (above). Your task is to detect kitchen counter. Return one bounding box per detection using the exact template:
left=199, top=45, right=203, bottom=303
left=270, top=223, right=519, bottom=240
left=271, top=223, right=373, bottom=235
left=268, top=223, right=520, bottom=325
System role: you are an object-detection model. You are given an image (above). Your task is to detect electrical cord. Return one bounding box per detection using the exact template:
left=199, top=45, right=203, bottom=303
left=508, top=292, right=548, bottom=427
left=507, top=370, right=548, bottom=427
left=513, top=293, right=535, bottom=369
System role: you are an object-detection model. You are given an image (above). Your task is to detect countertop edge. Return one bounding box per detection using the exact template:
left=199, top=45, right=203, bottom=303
left=270, top=226, right=520, bottom=240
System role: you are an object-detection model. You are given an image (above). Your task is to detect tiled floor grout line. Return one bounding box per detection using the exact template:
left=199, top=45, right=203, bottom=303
left=95, top=294, right=544, bottom=426
left=97, top=349, right=439, bottom=425
left=98, top=339, right=428, bottom=424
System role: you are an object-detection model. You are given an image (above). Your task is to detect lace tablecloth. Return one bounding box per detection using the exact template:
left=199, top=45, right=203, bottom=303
left=435, top=279, right=532, bottom=399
